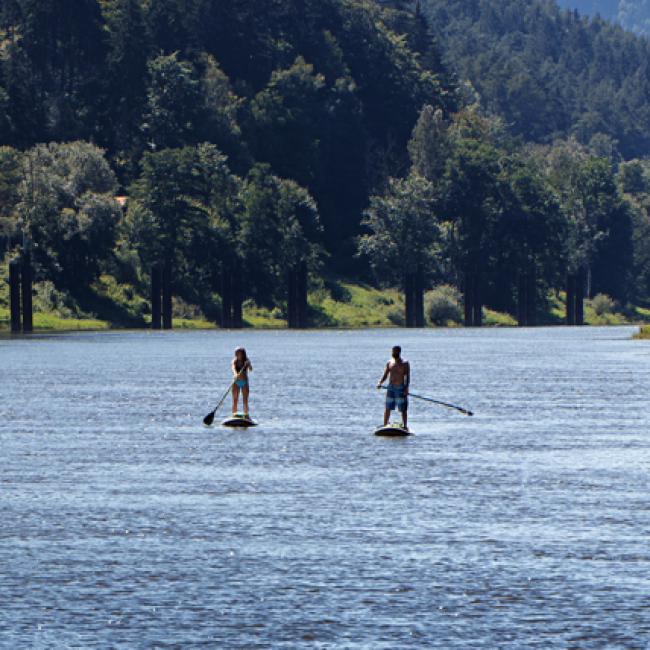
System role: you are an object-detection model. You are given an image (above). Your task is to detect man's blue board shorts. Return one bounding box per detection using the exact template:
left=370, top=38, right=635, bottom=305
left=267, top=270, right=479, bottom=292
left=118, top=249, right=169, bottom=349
left=386, top=384, right=407, bottom=412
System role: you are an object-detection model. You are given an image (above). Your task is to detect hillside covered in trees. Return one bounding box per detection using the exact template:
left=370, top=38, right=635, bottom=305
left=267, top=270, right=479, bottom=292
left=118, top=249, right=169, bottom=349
left=1, top=0, right=650, bottom=327
left=563, top=0, right=650, bottom=37
left=567, top=1, right=619, bottom=21
left=419, top=0, right=650, bottom=158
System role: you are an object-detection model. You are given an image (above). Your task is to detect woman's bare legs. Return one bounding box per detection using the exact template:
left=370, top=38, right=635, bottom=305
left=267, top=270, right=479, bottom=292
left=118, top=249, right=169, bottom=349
left=242, top=384, right=249, bottom=414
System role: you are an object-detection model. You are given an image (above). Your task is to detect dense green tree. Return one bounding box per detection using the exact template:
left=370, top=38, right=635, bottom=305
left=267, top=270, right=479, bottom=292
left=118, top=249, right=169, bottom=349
left=0, top=0, right=22, bottom=35
left=541, top=140, right=633, bottom=299
left=249, top=57, right=327, bottom=190
left=0, top=146, right=23, bottom=251
left=437, top=137, right=506, bottom=282
left=145, top=0, right=192, bottom=54
left=0, top=87, right=13, bottom=145
left=493, top=154, right=566, bottom=309
left=199, top=55, right=246, bottom=168
left=337, top=0, right=449, bottom=159
left=238, top=163, right=323, bottom=306
left=403, top=107, right=568, bottom=312
left=358, top=174, right=439, bottom=285
left=616, top=158, right=650, bottom=301
left=11, top=0, right=108, bottom=141
left=103, top=0, right=151, bottom=164
left=124, top=143, right=241, bottom=306
left=408, top=104, right=451, bottom=183
left=380, top=0, right=451, bottom=82
left=187, top=0, right=286, bottom=90
left=1, top=32, right=43, bottom=145
left=17, top=142, right=121, bottom=290
left=581, top=159, right=634, bottom=300
left=141, top=52, right=204, bottom=151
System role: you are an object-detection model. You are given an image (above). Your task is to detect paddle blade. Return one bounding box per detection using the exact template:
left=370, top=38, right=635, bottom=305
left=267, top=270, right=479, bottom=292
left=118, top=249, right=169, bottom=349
left=203, top=410, right=216, bottom=426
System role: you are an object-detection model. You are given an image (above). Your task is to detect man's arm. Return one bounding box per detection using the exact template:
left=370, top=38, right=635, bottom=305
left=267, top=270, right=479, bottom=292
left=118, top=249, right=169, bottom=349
left=377, top=363, right=389, bottom=389
left=403, top=362, right=410, bottom=395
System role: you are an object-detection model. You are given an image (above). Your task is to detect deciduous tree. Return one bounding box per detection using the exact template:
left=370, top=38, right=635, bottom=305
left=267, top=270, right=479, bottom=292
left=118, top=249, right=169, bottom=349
left=358, top=174, right=439, bottom=285
left=17, top=142, right=121, bottom=290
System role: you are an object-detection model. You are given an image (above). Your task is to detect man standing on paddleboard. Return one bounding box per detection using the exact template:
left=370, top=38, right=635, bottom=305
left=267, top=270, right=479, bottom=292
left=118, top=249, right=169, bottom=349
left=377, top=346, right=410, bottom=428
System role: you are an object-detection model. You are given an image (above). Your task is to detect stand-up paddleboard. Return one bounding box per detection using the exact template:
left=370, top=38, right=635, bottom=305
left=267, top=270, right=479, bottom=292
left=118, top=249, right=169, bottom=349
left=222, top=413, right=259, bottom=428
left=374, top=422, right=411, bottom=436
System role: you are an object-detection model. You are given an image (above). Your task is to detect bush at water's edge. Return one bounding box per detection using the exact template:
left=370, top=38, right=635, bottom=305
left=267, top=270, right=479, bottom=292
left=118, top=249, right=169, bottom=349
left=4, top=277, right=650, bottom=331
left=635, top=325, right=650, bottom=339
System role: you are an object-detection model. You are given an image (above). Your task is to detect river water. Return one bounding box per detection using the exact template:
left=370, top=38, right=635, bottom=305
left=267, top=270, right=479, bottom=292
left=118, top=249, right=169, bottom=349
left=1, top=326, right=649, bottom=648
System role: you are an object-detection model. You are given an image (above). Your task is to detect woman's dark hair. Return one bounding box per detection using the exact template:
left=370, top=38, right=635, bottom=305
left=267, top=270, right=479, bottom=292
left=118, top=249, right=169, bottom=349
left=234, top=346, right=247, bottom=370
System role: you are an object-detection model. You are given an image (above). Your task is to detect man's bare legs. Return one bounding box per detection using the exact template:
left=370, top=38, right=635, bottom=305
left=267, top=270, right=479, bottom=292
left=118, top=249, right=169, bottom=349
left=384, top=409, right=407, bottom=427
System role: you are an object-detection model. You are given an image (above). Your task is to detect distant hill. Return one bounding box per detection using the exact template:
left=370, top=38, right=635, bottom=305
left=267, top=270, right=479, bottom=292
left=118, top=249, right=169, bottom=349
left=563, top=1, right=620, bottom=20
left=562, top=0, right=650, bottom=36
left=420, top=0, right=650, bottom=158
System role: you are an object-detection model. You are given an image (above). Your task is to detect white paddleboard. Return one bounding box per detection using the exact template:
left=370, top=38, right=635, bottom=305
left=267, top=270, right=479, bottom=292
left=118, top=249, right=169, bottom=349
left=374, top=423, right=411, bottom=436
left=222, top=414, right=258, bottom=428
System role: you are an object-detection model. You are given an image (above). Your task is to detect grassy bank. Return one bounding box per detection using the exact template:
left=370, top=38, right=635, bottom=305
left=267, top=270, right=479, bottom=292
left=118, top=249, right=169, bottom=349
left=3, top=279, right=650, bottom=332
left=0, top=307, right=215, bottom=332
left=0, top=307, right=110, bottom=331
left=312, top=284, right=403, bottom=327
left=548, top=291, right=650, bottom=326
left=304, top=284, right=648, bottom=329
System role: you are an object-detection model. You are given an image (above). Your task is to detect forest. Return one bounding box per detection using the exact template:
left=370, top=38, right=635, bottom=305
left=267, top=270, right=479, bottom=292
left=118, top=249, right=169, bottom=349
left=566, top=1, right=650, bottom=37
left=1, top=0, right=650, bottom=327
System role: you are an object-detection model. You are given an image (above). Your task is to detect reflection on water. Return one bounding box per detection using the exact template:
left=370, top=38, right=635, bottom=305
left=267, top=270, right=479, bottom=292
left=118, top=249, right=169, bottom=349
left=1, top=327, right=649, bottom=647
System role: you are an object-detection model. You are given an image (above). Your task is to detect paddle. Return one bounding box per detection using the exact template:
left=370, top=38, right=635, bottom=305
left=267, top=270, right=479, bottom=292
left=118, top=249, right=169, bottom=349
left=203, top=363, right=249, bottom=426
left=379, top=385, right=473, bottom=416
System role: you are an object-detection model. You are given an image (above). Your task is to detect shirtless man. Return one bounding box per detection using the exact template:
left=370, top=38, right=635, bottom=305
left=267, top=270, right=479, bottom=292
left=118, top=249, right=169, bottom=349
left=377, top=346, right=410, bottom=428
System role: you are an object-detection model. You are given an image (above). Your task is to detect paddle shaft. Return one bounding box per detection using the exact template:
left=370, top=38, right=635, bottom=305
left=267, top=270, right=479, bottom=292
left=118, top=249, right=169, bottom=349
left=204, top=363, right=249, bottom=425
left=380, top=385, right=473, bottom=416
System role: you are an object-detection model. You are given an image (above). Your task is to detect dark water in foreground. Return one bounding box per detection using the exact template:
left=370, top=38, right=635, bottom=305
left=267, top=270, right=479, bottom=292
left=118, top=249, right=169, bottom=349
left=1, top=327, right=649, bottom=648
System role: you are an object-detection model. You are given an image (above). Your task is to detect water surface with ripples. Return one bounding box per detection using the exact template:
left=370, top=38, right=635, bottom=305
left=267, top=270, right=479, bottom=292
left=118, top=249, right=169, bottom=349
left=2, top=326, right=649, bottom=648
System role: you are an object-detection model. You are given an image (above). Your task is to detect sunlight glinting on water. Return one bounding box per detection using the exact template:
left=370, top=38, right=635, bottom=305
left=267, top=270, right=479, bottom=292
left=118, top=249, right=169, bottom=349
left=1, top=326, right=649, bottom=647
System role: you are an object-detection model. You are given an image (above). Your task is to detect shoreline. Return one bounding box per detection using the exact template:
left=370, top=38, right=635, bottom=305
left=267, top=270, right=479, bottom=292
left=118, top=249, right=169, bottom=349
left=2, top=282, right=650, bottom=334
left=1, top=321, right=646, bottom=338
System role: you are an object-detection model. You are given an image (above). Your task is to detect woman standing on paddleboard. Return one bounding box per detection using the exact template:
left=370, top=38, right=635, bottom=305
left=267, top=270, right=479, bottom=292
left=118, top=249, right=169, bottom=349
left=232, top=346, right=252, bottom=418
